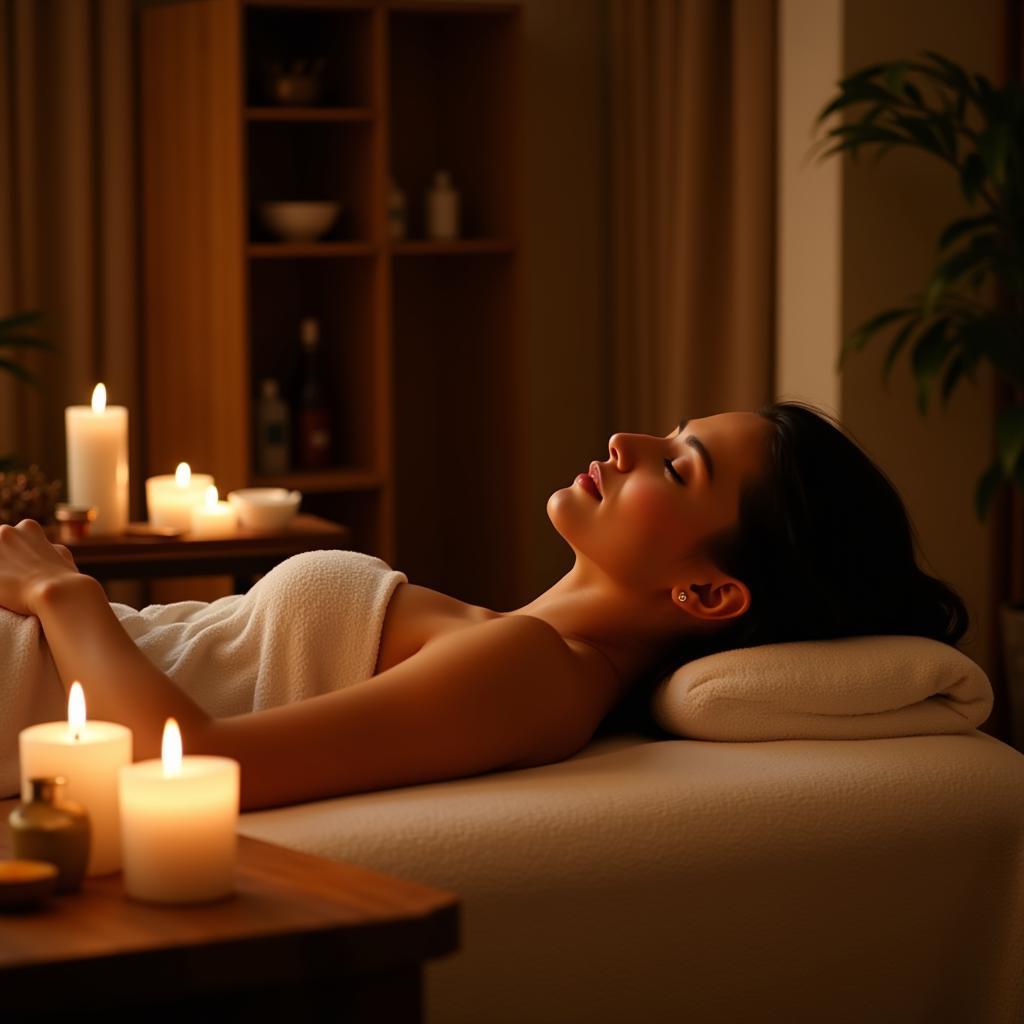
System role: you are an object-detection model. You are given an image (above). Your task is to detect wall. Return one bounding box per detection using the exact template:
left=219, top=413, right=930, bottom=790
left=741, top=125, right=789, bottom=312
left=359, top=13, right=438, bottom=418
left=778, top=0, right=999, bottom=674
left=841, top=0, right=998, bottom=674
left=519, top=0, right=610, bottom=602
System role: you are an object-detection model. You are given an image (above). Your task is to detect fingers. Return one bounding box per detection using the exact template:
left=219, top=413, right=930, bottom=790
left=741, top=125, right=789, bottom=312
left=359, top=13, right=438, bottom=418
left=13, top=518, right=46, bottom=536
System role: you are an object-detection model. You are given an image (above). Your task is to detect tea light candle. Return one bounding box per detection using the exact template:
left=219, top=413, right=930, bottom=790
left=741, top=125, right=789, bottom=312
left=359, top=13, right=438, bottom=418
left=18, top=682, right=133, bottom=876
left=190, top=485, right=238, bottom=538
left=64, top=383, right=129, bottom=535
left=145, top=462, right=214, bottom=531
left=120, top=718, right=240, bottom=904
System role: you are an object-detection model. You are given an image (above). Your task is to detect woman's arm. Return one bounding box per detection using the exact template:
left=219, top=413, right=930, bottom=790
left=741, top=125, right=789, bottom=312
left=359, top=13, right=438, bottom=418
left=193, top=613, right=601, bottom=811
left=8, top=521, right=603, bottom=812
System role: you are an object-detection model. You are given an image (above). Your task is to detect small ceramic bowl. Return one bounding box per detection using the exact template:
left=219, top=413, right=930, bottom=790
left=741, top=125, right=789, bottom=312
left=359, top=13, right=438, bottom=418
left=0, top=859, right=59, bottom=911
left=258, top=201, right=341, bottom=243
left=227, top=488, right=301, bottom=531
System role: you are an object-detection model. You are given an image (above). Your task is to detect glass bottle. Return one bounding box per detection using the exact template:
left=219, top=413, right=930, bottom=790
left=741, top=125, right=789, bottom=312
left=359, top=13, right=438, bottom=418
left=256, top=377, right=290, bottom=476
left=9, top=776, right=91, bottom=893
left=296, top=317, right=332, bottom=469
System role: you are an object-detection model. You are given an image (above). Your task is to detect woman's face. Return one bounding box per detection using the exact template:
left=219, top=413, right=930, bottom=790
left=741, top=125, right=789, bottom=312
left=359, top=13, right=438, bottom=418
left=548, top=411, right=772, bottom=591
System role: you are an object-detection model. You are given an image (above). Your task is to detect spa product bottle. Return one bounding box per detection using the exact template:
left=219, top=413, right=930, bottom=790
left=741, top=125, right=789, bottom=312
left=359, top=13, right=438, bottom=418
left=9, top=776, right=90, bottom=893
left=296, top=318, right=332, bottom=469
left=256, top=378, right=290, bottom=476
left=388, top=178, right=408, bottom=240
left=426, top=170, right=460, bottom=240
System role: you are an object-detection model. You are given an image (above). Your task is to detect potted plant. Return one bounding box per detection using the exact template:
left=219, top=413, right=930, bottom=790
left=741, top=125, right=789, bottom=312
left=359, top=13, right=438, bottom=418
left=811, top=50, right=1024, bottom=741
left=0, top=311, right=62, bottom=523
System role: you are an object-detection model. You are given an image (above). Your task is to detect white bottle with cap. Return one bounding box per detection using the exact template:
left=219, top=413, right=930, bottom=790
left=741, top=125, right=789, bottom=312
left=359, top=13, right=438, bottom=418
left=256, top=378, right=290, bottom=476
left=426, top=170, right=460, bottom=241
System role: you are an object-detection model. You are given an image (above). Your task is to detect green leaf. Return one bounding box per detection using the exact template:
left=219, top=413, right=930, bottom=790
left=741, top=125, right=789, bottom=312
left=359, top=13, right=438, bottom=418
left=938, top=348, right=977, bottom=406
left=923, top=234, right=1001, bottom=314
left=938, top=213, right=996, bottom=250
left=978, top=124, right=1010, bottom=187
left=996, top=406, right=1024, bottom=476
left=975, top=458, right=1004, bottom=522
left=839, top=306, right=918, bottom=369
left=910, top=318, right=953, bottom=412
left=960, top=153, right=987, bottom=202
left=0, top=357, right=39, bottom=386
left=0, top=335, right=55, bottom=352
left=881, top=317, right=920, bottom=385
left=0, top=307, right=44, bottom=331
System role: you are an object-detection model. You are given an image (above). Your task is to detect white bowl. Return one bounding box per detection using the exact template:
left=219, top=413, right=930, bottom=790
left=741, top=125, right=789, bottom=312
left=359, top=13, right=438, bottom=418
left=258, top=201, right=341, bottom=243
left=227, top=488, right=301, bottom=531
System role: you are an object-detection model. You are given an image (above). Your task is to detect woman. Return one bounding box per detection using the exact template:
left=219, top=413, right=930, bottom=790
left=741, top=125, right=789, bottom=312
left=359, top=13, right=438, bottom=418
left=0, top=401, right=968, bottom=811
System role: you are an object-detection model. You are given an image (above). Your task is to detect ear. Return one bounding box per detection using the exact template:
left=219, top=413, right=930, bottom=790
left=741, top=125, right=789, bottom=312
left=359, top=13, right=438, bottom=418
left=678, top=577, right=751, bottom=624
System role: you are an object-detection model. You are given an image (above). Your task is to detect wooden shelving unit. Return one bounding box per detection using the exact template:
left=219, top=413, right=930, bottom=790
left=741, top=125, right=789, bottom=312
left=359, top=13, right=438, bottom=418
left=140, top=0, right=523, bottom=609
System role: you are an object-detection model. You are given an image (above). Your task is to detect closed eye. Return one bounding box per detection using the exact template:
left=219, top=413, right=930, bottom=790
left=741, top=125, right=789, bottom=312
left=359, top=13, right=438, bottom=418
left=664, top=458, right=685, bottom=485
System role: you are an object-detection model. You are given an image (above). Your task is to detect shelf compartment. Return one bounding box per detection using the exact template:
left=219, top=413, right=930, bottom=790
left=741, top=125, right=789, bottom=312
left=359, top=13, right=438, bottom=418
left=251, top=468, right=383, bottom=494
left=249, top=242, right=378, bottom=259
left=391, top=256, right=520, bottom=607
left=389, top=239, right=514, bottom=255
left=246, top=107, right=375, bottom=123
left=248, top=258, right=381, bottom=479
left=388, top=5, right=519, bottom=241
left=248, top=121, right=374, bottom=243
left=245, top=5, right=373, bottom=109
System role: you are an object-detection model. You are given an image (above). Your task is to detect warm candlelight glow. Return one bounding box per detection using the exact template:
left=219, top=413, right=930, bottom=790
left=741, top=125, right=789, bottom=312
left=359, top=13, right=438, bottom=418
left=175, top=462, right=191, bottom=487
left=68, top=681, right=86, bottom=741
left=162, top=718, right=183, bottom=778
left=91, top=382, right=107, bottom=414
left=204, top=485, right=219, bottom=509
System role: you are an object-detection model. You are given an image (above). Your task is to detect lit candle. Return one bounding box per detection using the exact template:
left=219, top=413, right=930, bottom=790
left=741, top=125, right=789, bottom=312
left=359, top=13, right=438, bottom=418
left=189, top=485, right=238, bottom=538
left=18, top=682, right=133, bottom=876
left=64, top=383, right=129, bottom=535
left=120, top=718, right=239, bottom=904
left=145, top=462, right=214, bottom=531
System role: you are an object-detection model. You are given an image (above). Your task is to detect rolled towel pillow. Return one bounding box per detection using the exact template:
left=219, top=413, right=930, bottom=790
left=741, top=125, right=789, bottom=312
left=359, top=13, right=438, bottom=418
left=649, top=633, right=994, bottom=741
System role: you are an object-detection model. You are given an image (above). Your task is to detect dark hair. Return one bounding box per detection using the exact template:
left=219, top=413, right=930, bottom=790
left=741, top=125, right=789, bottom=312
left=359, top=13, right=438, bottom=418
left=605, top=400, right=970, bottom=735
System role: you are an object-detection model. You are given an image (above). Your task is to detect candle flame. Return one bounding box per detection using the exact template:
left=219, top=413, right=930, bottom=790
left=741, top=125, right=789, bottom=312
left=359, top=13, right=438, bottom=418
left=175, top=462, right=191, bottom=487
left=162, top=718, right=183, bottom=777
left=68, top=681, right=86, bottom=741
left=91, top=383, right=107, bottom=414
left=205, top=485, right=219, bottom=509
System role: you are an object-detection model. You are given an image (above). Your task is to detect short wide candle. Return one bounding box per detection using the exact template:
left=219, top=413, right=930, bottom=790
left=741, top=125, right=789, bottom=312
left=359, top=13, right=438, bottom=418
left=119, top=718, right=239, bottom=904
left=145, top=462, right=214, bottom=532
left=190, top=485, right=238, bottom=538
left=18, top=682, right=133, bottom=876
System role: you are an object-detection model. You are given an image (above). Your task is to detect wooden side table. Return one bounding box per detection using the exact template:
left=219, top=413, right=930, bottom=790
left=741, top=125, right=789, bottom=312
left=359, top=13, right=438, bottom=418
left=0, top=798, right=459, bottom=1019
left=48, top=514, right=353, bottom=594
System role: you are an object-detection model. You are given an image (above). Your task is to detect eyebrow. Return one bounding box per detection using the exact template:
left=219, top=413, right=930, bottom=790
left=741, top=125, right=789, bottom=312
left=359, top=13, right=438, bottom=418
left=676, top=417, right=715, bottom=483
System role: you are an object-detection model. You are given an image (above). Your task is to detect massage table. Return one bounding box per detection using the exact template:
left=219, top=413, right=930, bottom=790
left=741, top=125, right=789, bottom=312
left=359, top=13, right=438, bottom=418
left=238, top=725, right=1024, bottom=1023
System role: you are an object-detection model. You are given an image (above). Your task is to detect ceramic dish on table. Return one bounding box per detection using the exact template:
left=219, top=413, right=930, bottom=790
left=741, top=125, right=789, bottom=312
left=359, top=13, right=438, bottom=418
left=227, top=488, right=301, bottom=532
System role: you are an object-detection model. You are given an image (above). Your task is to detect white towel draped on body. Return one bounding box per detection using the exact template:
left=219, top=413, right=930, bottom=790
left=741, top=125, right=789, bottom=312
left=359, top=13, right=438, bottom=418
left=0, top=549, right=408, bottom=797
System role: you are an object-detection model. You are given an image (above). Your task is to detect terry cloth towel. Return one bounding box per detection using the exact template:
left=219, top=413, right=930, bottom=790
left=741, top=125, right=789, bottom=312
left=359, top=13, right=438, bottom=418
left=650, top=633, right=994, bottom=741
left=0, top=549, right=408, bottom=798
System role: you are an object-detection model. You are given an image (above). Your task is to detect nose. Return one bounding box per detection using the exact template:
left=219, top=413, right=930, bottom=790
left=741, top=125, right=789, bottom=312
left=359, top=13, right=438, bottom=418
left=608, top=432, right=638, bottom=468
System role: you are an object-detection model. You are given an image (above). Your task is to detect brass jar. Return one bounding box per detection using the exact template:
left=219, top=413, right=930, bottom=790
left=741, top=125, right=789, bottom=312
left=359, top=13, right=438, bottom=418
left=9, top=776, right=91, bottom=893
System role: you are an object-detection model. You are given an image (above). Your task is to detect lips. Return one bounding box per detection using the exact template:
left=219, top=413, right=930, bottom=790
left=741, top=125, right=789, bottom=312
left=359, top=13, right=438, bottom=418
left=588, top=462, right=603, bottom=499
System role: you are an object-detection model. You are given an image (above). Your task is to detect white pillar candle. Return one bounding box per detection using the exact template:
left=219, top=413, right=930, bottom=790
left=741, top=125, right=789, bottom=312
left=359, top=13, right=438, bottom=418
left=189, top=485, right=238, bottom=538
left=18, top=682, right=133, bottom=877
left=64, top=383, right=129, bottom=535
left=120, top=718, right=239, bottom=904
left=145, top=462, right=214, bottom=531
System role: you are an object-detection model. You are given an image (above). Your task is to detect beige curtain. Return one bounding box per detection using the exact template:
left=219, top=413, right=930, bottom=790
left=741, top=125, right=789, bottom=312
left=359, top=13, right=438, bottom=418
left=608, top=0, right=777, bottom=433
left=0, top=0, right=141, bottom=510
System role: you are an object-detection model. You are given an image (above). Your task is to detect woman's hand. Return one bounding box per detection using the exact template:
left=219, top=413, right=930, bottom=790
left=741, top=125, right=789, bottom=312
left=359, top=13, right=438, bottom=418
left=0, top=518, right=81, bottom=616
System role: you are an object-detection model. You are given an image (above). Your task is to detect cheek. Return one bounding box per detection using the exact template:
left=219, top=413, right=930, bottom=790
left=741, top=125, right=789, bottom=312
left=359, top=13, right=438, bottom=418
left=621, top=480, right=684, bottom=540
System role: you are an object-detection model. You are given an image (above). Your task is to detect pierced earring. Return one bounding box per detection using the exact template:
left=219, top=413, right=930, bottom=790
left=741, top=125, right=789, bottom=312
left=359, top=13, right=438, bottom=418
left=678, top=592, right=687, bottom=603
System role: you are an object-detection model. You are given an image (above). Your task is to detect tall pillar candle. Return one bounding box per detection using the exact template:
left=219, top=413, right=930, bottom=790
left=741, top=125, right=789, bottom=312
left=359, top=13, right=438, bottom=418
left=65, top=383, right=129, bottom=535
left=18, top=682, right=133, bottom=876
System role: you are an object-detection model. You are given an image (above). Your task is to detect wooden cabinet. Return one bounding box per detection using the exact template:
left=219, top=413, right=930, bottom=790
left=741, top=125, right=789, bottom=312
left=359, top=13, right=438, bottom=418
left=140, top=0, right=523, bottom=610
